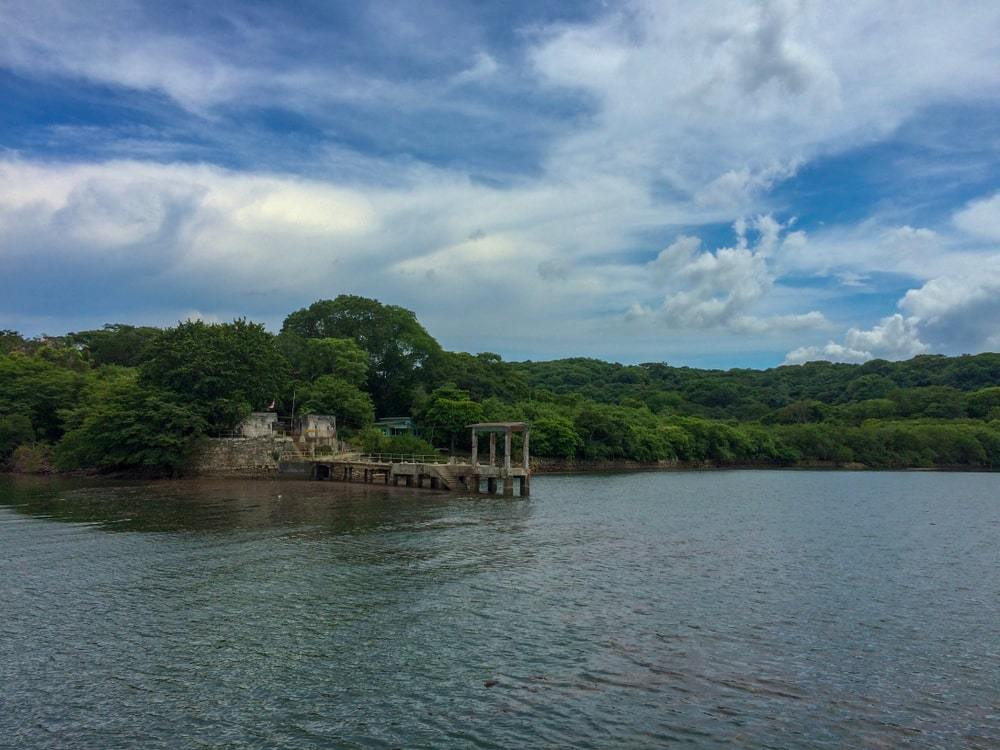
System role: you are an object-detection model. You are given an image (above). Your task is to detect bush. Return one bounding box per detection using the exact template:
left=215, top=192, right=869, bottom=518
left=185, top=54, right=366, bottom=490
left=9, top=443, right=54, bottom=474
left=0, top=413, right=34, bottom=463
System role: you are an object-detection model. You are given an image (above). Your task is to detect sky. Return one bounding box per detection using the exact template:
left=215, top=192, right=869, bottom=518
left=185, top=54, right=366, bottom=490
left=1, top=0, right=999, bottom=368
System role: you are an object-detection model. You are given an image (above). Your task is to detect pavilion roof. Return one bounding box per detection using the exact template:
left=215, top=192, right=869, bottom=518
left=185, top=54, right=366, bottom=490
left=467, top=421, right=529, bottom=432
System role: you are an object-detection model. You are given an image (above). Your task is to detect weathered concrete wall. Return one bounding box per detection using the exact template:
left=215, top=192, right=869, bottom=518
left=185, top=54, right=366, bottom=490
left=192, top=437, right=301, bottom=477
left=302, top=414, right=337, bottom=440
left=238, top=412, right=277, bottom=438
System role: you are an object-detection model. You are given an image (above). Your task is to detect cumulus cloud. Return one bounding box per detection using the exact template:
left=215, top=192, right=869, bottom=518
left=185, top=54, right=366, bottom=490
left=784, top=314, right=928, bottom=364
left=636, top=217, right=828, bottom=334
left=2, top=0, right=1000, bottom=364
left=953, top=193, right=1000, bottom=240
left=899, top=270, right=1000, bottom=353
left=784, top=262, right=1000, bottom=364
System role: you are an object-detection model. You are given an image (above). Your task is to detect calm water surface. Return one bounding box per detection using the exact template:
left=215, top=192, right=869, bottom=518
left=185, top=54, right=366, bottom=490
left=1, top=471, right=998, bottom=749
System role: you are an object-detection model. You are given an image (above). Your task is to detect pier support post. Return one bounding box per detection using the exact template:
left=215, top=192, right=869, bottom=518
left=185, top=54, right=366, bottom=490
left=521, top=475, right=530, bottom=496
left=503, top=477, right=514, bottom=496
left=489, top=433, right=496, bottom=467
left=487, top=477, right=497, bottom=494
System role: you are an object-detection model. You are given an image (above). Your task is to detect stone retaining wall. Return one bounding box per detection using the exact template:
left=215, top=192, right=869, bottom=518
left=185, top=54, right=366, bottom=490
left=192, top=437, right=302, bottom=478
left=531, top=457, right=682, bottom=474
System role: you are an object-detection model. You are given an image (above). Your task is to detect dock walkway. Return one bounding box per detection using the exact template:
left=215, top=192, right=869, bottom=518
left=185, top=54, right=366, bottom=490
left=282, top=422, right=531, bottom=496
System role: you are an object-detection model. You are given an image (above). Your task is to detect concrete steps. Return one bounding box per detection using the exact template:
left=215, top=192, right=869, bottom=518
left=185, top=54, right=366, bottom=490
left=428, top=464, right=472, bottom=491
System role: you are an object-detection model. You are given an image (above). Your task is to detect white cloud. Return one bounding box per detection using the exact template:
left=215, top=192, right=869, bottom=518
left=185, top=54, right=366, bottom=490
left=784, top=314, right=928, bottom=364
left=452, top=52, right=499, bottom=85
left=531, top=0, right=1000, bottom=194
left=638, top=217, right=827, bottom=334
left=899, top=270, right=1000, bottom=353
left=784, top=261, right=1000, bottom=364
left=2, top=1, right=1000, bottom=364
left=953, top=193, right=1000, bottom=240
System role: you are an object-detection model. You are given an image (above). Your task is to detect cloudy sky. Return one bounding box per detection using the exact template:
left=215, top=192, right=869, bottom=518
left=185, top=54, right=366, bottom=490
left=1, top=0, right=999, bottom=367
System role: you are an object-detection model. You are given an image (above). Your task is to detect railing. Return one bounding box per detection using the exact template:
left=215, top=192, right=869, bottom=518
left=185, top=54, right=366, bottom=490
left=359, top=453, right=449, bottom=464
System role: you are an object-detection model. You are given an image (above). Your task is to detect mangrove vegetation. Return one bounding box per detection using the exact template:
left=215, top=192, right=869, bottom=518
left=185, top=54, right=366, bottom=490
left=2, top=296, right=1000, bottom=475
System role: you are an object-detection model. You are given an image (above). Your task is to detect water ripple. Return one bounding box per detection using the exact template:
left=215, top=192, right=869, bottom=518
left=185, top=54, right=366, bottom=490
left=1, top=471, right=999, bottom=748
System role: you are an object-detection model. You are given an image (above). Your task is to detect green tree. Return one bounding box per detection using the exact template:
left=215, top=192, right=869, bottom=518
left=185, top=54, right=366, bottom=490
left=419, top=385, right=484, bottom=453
left=966, top=387, right=1000, bottom=419
left=282, top=296, right=443, bottom=416
left=0, top=330, right=25, bottom=355
left=56, top=378, right=206, bottom=474
left=529, top=415, right=581, bottom=458
left=298, top=337, right=368, bottom=386
left=140, top=319, right=290, bottom=430
left=0, top=352, right=86, bottom=441
left=763, top=400, right=830, bottom=424
left=296, top=375, right=375, bottom=430
left=66, top=324, right=161, bottom=367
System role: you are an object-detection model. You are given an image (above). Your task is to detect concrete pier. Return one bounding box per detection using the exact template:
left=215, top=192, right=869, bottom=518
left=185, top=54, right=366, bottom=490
left=281, top=422, right=531, bottom=497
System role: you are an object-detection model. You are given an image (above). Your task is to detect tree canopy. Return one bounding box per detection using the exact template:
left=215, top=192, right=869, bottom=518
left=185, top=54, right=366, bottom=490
left=3, top=297, right=1000, bottom=475
left=282, top=296, right=443, bottom=415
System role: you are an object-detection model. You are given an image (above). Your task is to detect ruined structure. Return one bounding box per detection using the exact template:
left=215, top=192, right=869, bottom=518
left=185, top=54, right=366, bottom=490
left=238, top=412, right=277, bottom=438
left=288, top=422, right=531, bottom=496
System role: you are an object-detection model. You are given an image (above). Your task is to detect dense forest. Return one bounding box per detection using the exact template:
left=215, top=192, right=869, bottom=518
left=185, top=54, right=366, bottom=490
left=3, top=295, right=1000, bottom=475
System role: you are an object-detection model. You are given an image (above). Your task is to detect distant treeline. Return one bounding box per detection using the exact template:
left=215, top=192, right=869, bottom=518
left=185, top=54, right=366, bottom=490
left=2, top=295, right=1000, bottom=475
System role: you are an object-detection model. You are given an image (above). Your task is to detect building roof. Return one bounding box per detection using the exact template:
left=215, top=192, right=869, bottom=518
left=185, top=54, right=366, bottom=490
left=467, top=421, right=529, bottom=432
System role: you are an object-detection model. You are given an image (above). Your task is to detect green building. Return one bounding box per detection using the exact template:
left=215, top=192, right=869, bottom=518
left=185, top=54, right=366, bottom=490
left=375, top=417, right=416, bottom=437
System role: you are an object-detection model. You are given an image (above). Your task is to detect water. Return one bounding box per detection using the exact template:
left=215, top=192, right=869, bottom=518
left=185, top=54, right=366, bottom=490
left=1, top=471, right=998, bottom=749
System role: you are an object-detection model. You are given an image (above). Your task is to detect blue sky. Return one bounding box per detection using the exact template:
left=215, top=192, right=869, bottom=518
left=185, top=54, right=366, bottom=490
left=1, top=0, right=999, bottom=368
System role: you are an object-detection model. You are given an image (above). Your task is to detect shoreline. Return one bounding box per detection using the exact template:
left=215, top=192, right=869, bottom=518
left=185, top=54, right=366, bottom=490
left=4, top=460, right=998, bottom=482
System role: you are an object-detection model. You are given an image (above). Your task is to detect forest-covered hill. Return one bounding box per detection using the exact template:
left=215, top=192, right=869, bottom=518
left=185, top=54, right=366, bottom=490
left=2, top=296, right=999, bottom=474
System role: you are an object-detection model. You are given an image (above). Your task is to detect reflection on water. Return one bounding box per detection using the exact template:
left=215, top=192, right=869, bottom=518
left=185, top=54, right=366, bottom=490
left=1, top=471, right=999, bottom=749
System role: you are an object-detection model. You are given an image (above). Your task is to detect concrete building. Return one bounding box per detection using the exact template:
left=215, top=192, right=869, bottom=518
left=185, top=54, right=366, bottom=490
left=238, top=412, right=277, bottom=438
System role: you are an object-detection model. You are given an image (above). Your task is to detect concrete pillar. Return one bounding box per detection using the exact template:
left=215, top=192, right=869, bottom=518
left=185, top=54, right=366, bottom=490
left=503, top=477, right=514, bottom=496
left=489, top=433, right=496, bottom=467
left=504, top=430, right=512, bottom=471
left=470, top=475, right=480, bottom=494
left=487, top=477, right=497, bottom=494
left=523, top=429, right=530, bottom=471
left=471, top=430, right=478, bottom=467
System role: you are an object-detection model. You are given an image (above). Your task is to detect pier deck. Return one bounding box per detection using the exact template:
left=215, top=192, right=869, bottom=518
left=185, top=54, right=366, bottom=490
left=288, top=457, right=529, bottom=496
left=282, top=422, right=532, bottom=496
